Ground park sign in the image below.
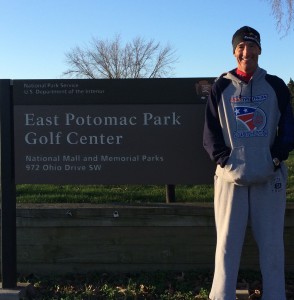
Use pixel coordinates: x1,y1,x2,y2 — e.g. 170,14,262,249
13,78,215,184
1,78,215,289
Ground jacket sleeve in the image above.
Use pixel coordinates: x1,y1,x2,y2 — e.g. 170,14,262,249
269,76,294,161
203,80,231,167
271,100,294,160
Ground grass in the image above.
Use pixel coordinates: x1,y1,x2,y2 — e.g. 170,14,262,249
19,270,294,299
20,271,212,300
16,184,214,204
16,153,294,204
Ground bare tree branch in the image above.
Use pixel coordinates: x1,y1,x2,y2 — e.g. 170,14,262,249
62,35,178,79
268,0,294,35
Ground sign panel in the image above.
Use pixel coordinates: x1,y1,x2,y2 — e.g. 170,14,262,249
13,79,215,184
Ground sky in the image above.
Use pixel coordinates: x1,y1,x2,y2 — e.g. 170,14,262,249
1,0,293,83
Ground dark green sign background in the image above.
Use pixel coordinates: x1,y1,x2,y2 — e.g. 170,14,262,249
13,79,215,184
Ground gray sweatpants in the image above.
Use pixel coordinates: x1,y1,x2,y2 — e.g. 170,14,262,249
209,165,287,300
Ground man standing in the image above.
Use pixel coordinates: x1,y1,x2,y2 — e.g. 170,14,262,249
203,26,294,299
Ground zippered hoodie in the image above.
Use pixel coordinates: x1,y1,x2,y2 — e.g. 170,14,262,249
203,67,294,186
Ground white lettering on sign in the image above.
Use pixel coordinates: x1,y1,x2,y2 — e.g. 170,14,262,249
143,112,181,126
22,110,182,146
66,132,123,145
24,132,62,144
25,113,60,126
65,113,137,126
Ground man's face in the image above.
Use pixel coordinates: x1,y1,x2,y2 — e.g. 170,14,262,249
234,41,261,74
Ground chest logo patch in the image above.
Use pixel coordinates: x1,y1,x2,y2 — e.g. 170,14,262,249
231,94,268,138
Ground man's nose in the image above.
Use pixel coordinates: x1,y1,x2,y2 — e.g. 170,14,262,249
243,45,252,55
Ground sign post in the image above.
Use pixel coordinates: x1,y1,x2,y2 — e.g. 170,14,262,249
0,80,17,288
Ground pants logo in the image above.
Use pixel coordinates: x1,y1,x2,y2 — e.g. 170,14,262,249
271,177,282,193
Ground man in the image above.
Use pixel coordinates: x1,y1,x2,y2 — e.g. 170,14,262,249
203,26,294,300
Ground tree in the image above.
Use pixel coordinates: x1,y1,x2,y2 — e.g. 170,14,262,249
268,0,294,34
63,35,178,79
